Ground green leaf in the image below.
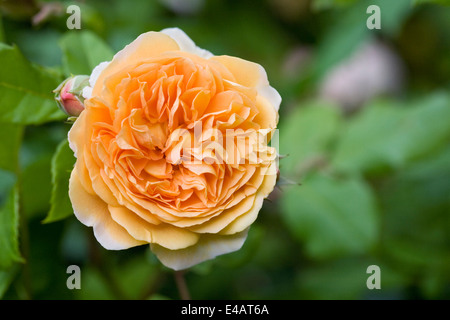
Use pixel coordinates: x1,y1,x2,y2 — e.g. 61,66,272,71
0,123,24,270
332,93,450,174
60,30,114,76
0,123,23,172
376,0,413,36
279,100,342,177
332,100,405,173
21,155,53,218
281,173,379,259
413,0,450,5
296,257,408,299
0,169,16,207
0,14,4,43
112,255,158,299
399,93,450,159
311,0,359,11
0,263,19,299
0,173,24,269
379,145,450,295
296,257,370,299
44,139,76,223
310,0,412,82
19,124,67,219
0,44,66,125
311,1,370,82
74,266,116,300
14,29,63,67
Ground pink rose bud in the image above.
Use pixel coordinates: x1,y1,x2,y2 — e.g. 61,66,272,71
54,75,90,117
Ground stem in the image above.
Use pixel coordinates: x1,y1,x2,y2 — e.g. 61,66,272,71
174,270,191,300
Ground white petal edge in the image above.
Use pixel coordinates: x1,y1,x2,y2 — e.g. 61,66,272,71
82,61,110,100
161,27,214,59
258,84,281,112
255,64,281,111
150,228,249,271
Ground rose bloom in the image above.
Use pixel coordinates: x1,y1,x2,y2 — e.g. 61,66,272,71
68,28,281,270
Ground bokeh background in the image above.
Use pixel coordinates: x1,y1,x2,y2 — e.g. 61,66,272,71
0,0,449,300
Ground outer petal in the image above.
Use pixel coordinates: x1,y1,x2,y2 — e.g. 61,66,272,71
187,195,257,234
218,194,264,235
258,84,282,112
220,163,277,235
253,95,279,130
69,170,145,249
67,109,87,158
211,55,264,87
211,55,281,111
92,32,181,96
161,27,213,59
108,205,200,250
151,229,249,271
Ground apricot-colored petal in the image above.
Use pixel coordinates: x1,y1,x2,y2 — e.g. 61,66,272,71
187,165,276,235
150,228,249,271
109,205,199,250
92,32,180,97
211,55,281,111
258,161,278,198
211,55,264,88
253,95,278,130
258,84,281,112
187,194,256,234
74,151,95,194
219,163,277,235
69,170,145,249
219,194,264,235
68,110,87,158
83,149,119,206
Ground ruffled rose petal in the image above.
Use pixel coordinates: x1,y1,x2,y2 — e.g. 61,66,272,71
69,170,145,249
150,228,249,271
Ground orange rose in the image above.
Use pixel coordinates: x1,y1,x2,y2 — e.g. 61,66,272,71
68,28,281,270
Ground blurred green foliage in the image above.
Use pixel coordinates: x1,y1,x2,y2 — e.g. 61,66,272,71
0,0,449,300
